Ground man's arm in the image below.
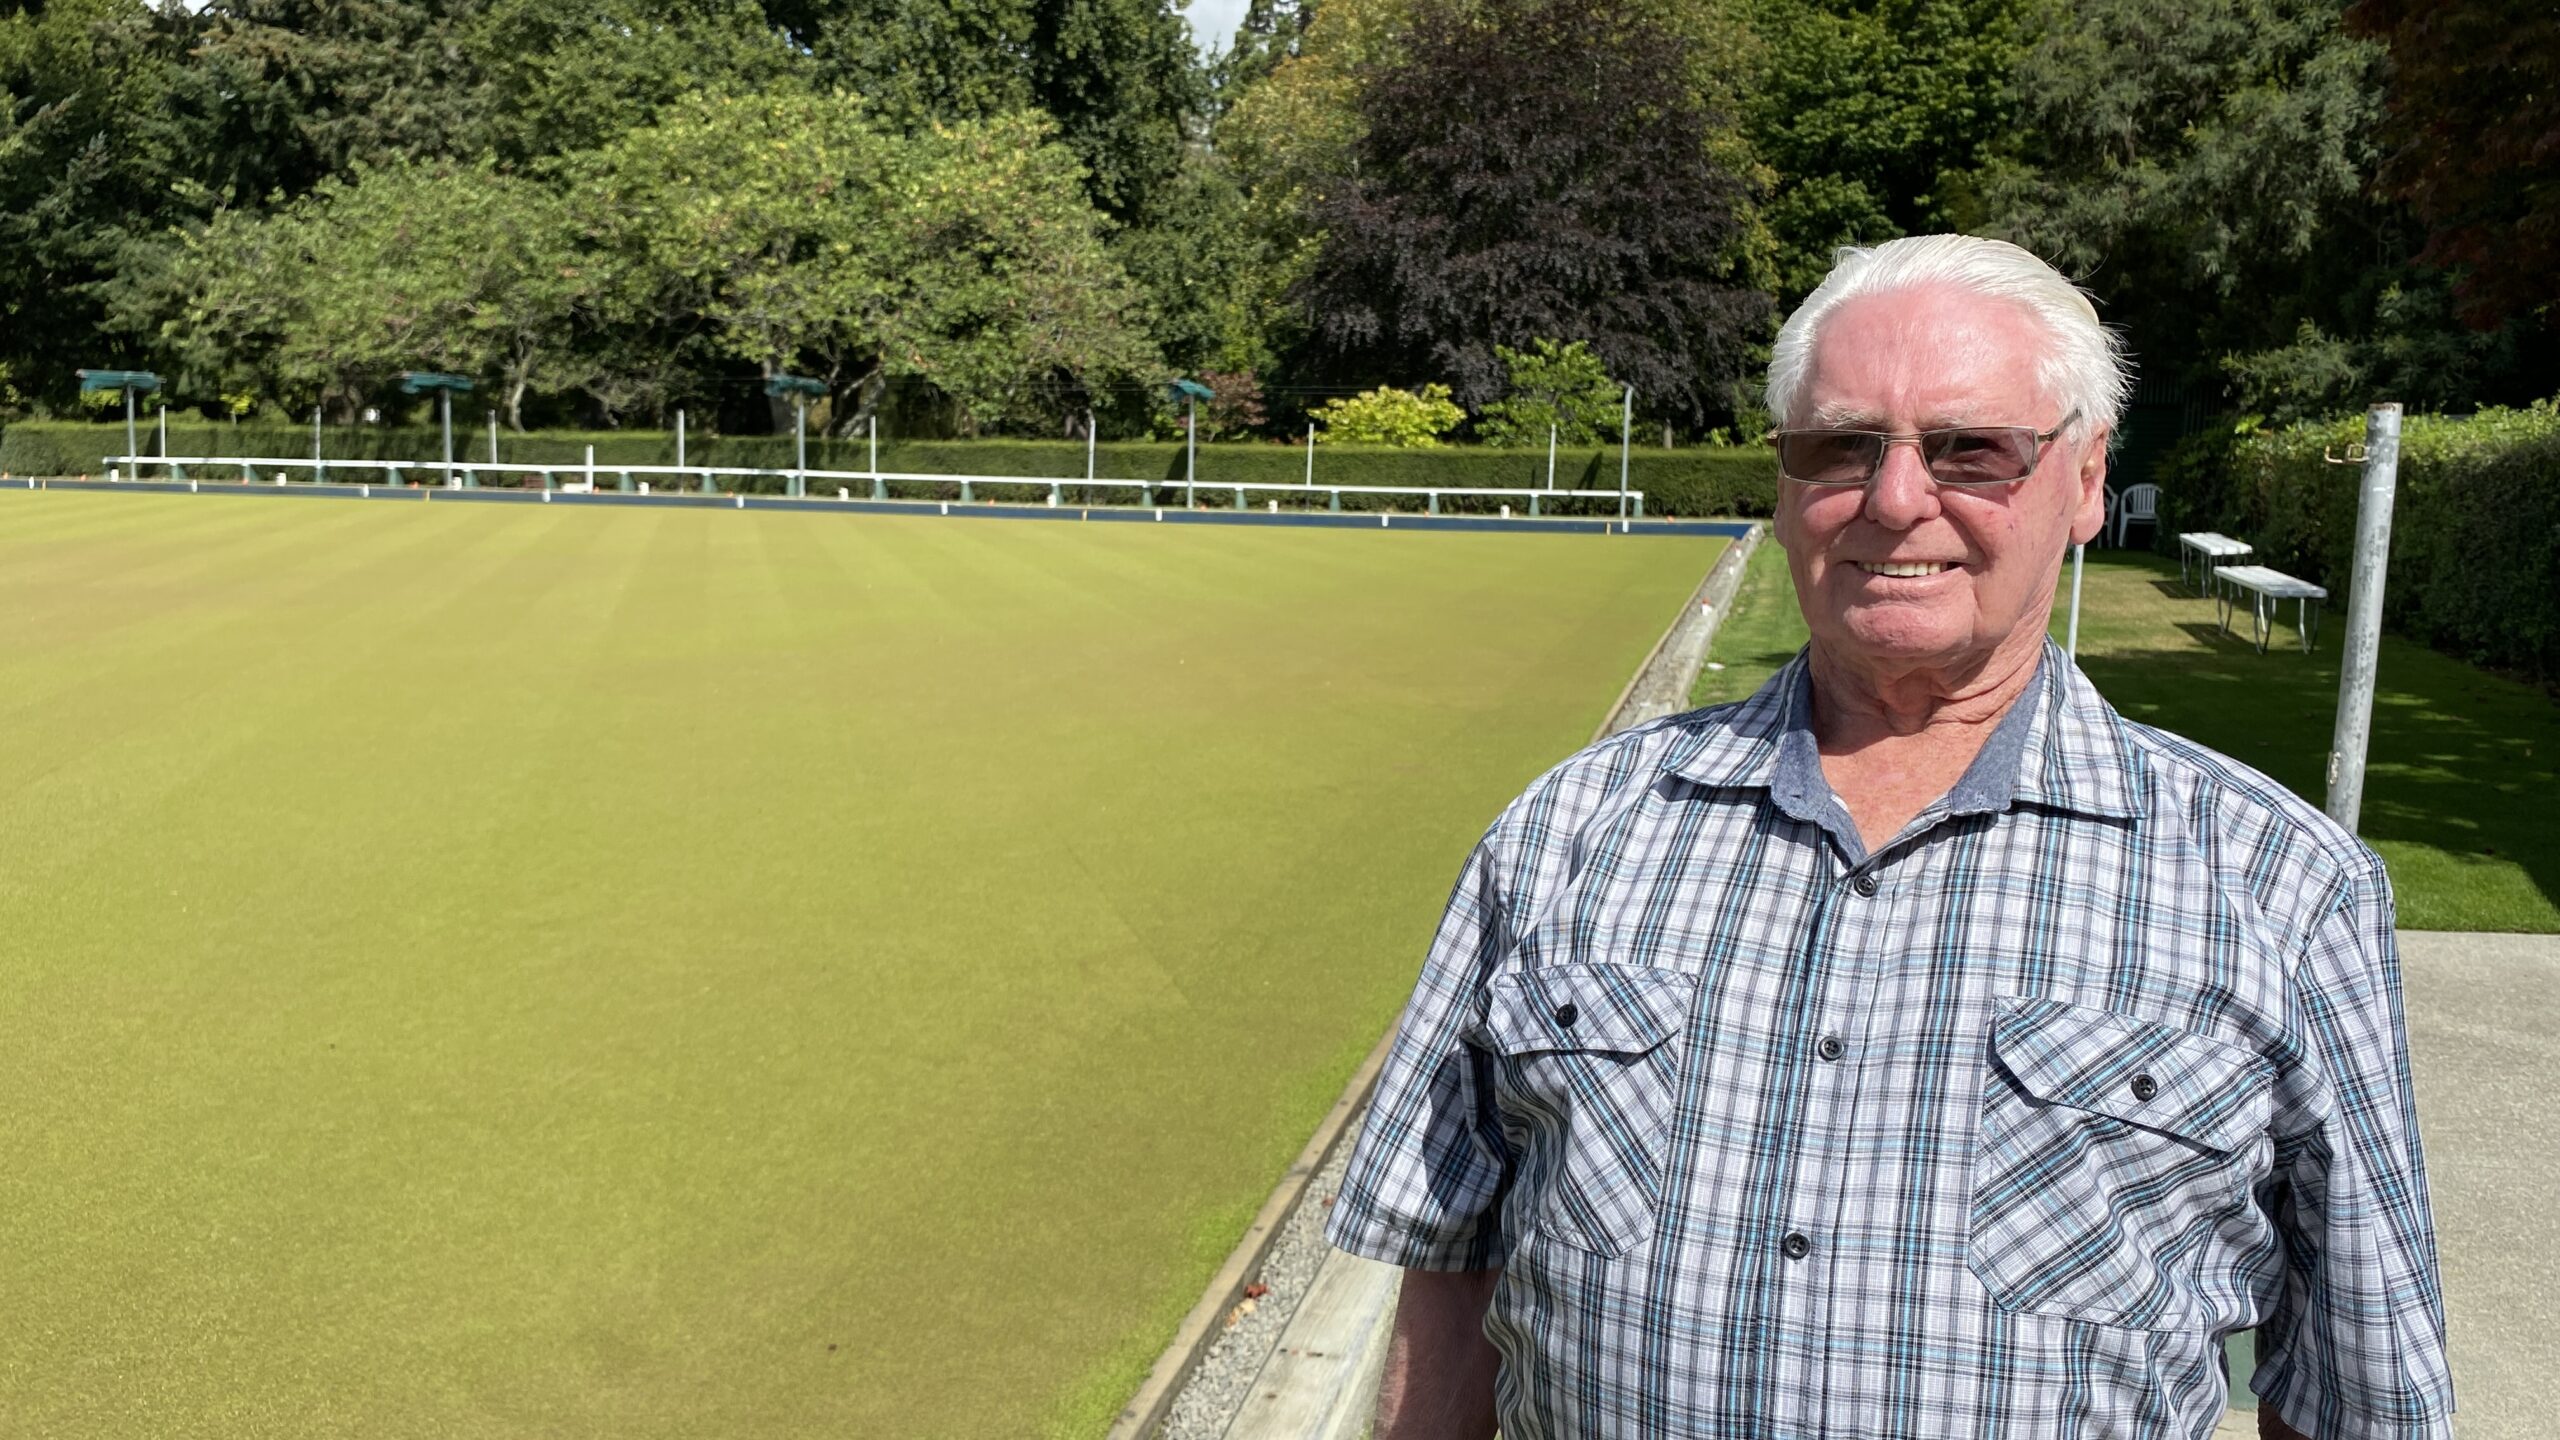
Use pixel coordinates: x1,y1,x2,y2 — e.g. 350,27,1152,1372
1374,1268,1501,1440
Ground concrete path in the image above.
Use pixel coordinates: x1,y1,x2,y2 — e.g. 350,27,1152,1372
2398,929,2560,1440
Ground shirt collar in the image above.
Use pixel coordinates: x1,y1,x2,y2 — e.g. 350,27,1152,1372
1662,639,2140,823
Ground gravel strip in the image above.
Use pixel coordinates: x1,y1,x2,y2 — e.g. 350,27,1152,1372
1157,1115,1367,1440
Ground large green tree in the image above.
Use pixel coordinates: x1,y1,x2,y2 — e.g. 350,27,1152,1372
471,0,808,166
143,161,586,425
809,0,1201,223
188,0,498,198
1744,0,2036,301
0,0,208,404
574,90,1159,434
1979,0,2560,416
1294,0,1768,425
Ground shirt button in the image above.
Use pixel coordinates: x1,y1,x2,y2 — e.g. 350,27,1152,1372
2130,1072,2158,1102
1852,874,1879,897
1554,1003,1579,1029
1816,1035,1844,1062
1781,1232,1811,1260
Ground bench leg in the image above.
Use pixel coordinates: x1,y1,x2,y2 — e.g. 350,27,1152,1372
2253,593,2273,654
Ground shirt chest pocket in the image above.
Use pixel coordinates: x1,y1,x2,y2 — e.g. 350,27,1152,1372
1968,995,2276,1331
1479,965,1695,1259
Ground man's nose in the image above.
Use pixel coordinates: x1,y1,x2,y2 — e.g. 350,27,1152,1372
1862,439,1942,529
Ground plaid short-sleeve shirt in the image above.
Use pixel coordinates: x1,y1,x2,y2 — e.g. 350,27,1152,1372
1327,643,2452,1439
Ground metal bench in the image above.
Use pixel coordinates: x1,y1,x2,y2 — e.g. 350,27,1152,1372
2214,564,2329,654
2177,531,2253,595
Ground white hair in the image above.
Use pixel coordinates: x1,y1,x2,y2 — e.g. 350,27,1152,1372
1763,234,2131,439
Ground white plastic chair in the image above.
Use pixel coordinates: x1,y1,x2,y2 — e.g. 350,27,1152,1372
2114,482,2159,547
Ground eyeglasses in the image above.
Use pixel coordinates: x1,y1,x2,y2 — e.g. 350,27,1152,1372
1769,410,2080,488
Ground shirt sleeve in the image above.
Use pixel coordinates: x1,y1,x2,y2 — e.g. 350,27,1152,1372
1324,835,1514,1271
2251,851,2455,1439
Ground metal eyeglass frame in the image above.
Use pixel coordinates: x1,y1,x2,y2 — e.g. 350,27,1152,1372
1768,408,2081,487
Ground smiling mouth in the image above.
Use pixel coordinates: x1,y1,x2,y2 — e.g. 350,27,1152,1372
1856,561,1957,577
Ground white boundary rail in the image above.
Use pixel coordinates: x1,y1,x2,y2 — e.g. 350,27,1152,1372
100,454,1649,521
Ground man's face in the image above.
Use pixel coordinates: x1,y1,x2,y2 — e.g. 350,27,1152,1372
1773,284,2108,683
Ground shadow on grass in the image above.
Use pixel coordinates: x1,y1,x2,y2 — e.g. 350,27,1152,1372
2075,635,2559,930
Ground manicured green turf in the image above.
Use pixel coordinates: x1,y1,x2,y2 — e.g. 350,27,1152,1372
0,491,1722,1437
1690,536,1807,708
1689,544,2559,932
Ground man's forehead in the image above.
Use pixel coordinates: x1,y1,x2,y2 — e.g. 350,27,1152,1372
1807,396,2006,428
1798,286,2052,423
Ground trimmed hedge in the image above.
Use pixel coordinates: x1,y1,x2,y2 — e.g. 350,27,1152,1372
2155,401,2560,681
0,421,1776,518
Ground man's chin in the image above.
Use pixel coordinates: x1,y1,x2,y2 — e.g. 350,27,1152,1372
1827,610,1977,669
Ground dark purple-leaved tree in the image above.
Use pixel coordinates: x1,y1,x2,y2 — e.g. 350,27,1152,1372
1294,0,1769,425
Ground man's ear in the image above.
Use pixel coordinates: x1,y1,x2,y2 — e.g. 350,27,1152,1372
2068,427,2111,547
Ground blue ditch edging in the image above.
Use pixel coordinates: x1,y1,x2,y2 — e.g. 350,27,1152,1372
12,476,1755,539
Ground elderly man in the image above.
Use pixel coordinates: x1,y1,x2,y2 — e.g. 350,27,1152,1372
1325,235,2451,1440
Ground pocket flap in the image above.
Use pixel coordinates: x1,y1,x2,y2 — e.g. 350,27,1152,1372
1483,965,1694,1057
1991,996,2274,1152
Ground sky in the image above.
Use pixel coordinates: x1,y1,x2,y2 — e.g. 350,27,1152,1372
1187,0,1251,55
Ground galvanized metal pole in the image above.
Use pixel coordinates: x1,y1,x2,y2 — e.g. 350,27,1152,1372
1186,394,1198,508
157,404,168,457
1547,423,1557,491
1305,422,1314,486
440,390,454,488
312,406,322,483
486,409,498,465
794,395,807,498
2066,543,2085,657
1086,409,1096,483
1618,386,1633,530
2325,403,2402,833
125,392,137,471
868,413,878,476
676,408,687,469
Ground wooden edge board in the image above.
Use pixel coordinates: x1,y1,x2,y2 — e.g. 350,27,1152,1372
1105,1027,1397,1440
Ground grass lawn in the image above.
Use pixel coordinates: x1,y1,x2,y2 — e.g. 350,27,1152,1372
1689,543,2558,932
0,490,1720,1437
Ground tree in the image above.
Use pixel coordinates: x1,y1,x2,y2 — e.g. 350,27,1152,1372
145,161,587,426
1293,0,1768,425
575,92,1158,434
0,0,207,408
1475,341,1621,448
894,112,1166,430
1976,0,2560,412
1111,157,1285,375
811,0,1202,223
469,0,808,167
1978,1,2388,384
2346,0,2560,330
189,0,499,198
1743,0,2037,301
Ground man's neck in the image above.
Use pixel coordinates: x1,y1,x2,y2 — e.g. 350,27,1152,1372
1803,635,2045,854
1806,635,2045,744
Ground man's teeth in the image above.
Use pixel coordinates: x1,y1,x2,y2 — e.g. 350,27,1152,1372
1858,561,1952,577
